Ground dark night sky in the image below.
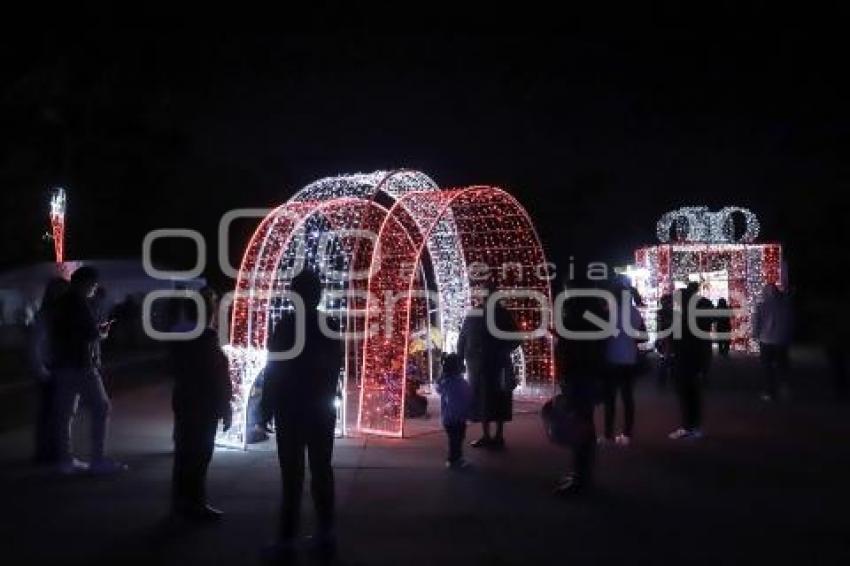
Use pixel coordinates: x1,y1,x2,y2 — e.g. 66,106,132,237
2,23,848,295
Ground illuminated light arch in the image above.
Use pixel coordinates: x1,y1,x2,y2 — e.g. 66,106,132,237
292,169,438,202
224,170,454,448
358,187,554,437
230,169,443,351
292,170,470,351
224,196,392,446
225,176,553,445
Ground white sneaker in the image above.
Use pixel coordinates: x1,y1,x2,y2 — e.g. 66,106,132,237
557,473,575,486
446,459,470,470
58,458,89,475
597,436,614,446
89,458,129,475
615,434,631,447
689,429,704,440
668,428,690,440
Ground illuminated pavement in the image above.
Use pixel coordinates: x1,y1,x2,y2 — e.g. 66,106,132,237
1,351,848,565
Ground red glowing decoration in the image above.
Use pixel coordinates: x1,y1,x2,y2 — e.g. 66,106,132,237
49,188,66,263
358,187,553,436
631,208,782,352
225,173,553,445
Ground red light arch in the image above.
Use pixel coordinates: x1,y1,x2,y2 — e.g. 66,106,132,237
358,187,553,436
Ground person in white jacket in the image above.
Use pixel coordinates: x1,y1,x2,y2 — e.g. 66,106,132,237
753,284,794,401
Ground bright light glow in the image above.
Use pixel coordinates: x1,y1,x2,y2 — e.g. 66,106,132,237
49,187,66,263
223,171,553,446
358,186,553,436
635,243,782,352
223,196,389,447
636,207,781,352
656,206,760,244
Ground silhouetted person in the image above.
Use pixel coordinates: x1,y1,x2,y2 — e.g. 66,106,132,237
88,286,109,370
553,290,605,496
601,280,646,446
29,277,69,464
714,298,732,357
437,353,472,469
457,282,519,450
754,284,794,401
669,283,713,440
169,287,232,521
655,293,674,389
50,266,125,474
263,270,342,561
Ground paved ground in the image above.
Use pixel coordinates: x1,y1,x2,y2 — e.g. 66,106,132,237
1,349,848,565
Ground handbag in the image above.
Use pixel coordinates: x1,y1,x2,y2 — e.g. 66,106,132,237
541,394,588,447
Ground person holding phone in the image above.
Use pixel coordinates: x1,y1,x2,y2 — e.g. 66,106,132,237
51,266,127,475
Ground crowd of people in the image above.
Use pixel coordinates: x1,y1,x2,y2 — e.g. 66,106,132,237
552,278,803,497
26,264,811,563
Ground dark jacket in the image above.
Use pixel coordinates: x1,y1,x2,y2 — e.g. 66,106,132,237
673,293,714,371
457,303,519,422
556,296,606,412
170,328,232,421
715,310,732,333
263,310,343,422
437,373,472,426
49,292,99,370
656,302,675,356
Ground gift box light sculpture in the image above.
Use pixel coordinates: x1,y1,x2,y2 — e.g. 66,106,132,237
631,206,781,352
222,170,553,446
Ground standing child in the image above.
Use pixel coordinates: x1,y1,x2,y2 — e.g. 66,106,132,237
437,354,472,469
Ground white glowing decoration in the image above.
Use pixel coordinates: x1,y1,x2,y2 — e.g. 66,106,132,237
635,206,781,353
291,169,470,352
356,186,552,435
50,188,66,217
49,187,67,263
220,171,552,447
221,170,460,447
656,206,760,244
292,169,437,202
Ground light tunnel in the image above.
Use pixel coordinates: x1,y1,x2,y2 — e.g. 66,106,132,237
221,170,553,447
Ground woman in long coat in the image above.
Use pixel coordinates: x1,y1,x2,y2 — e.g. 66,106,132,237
457,294,519,449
